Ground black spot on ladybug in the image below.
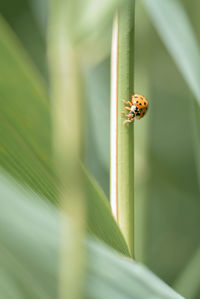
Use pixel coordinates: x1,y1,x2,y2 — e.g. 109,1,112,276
139,103,142,106
136,101,138,103
144,102,146,105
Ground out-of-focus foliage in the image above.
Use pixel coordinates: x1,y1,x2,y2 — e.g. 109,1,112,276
134,2,200,299
173,247,200,299
138,2,200,298
0,0,199,298
0,170,183,299
84,167,129,255
142,0,200,104
0,0,47,76
0,15,129,256
84,59,110,195
0,15,55,201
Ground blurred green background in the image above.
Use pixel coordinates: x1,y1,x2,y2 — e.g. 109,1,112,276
0,0,200,298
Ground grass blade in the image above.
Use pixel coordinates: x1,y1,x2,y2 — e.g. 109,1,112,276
84,167,130,256
142,0,200,104
173,247,200,299
0,170,184,299
111,1,135,257
0,14,129,257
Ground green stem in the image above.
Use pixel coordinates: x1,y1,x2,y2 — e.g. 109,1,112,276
111,2,135,258
48,1,85,298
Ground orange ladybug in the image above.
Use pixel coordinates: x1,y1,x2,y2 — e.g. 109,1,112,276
121,94,149,125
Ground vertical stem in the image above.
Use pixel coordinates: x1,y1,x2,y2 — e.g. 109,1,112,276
48,1,85,299
111,2,135,258
110,13,119,221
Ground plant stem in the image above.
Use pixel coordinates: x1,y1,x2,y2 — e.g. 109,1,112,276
48,1,85,298
111,2,135,258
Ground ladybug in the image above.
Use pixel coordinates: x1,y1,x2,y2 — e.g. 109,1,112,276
121,94,149,125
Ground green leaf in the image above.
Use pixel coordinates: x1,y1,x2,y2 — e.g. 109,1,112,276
0,170,58,299
0,16,129,256
0,171,184,299
142,0,200,104
139,2,200,296
84,167,130,256
87,240,184,299
0,15,57,203
173,247,200,299
48,0,126,66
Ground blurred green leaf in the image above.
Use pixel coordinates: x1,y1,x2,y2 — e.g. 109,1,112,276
0,170,184,299
84,59,110,195
0,170,58,299
0,15,129,256
142,0,200,104
0,15,57,202
142,0,200,196
173,247,200,299
1,0,47,77
84,167,130,256
131,3,200,294
48,0,127,65
29,0,48,33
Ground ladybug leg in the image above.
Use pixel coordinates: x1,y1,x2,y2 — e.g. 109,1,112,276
125,113,133,118
121,106,131,114
123,100,132,106
123,118,134,125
